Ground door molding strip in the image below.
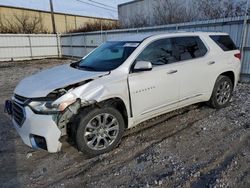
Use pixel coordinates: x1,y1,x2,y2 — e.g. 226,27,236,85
141,93,203,116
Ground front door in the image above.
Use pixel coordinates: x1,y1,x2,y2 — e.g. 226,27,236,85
128,38,180,120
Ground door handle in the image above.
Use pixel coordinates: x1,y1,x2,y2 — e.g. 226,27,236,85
208,61,215,65
167,70,178,74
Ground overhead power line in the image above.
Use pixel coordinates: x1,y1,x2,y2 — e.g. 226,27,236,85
88,0,116,9
75,0,117,12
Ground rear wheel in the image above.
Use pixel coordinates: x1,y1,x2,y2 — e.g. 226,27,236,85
207,75,233,109
75,107,125,156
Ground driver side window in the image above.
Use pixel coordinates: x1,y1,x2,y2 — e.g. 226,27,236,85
136,38,178,66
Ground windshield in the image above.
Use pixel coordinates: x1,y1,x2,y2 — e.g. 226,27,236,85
73,41,139,72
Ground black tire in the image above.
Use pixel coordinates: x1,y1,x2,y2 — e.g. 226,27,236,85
207,75,233,109
75,106,125,156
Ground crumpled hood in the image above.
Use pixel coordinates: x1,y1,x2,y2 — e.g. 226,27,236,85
14,64,109,98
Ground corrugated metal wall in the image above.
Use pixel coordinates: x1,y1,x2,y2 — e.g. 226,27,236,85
61,16,250,79
0,34,60,61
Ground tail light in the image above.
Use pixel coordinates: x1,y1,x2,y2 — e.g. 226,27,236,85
234,53,241,60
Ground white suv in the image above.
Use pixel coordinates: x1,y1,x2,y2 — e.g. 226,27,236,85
5,32,241,156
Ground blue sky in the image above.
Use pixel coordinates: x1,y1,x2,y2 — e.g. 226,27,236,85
0,0,131,19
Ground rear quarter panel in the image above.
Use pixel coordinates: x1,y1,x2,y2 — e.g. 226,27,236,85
203,34,241,99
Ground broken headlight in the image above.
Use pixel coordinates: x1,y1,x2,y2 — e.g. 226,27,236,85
29,99,76,114
29,101,59,114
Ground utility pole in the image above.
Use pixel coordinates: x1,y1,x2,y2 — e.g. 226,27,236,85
49,0,56,34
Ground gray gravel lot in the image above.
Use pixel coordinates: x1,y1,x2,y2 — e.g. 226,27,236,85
0,58,249,188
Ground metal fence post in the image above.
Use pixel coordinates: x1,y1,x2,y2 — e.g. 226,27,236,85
28,35,33,59
70,34,73,58
84,34,87,56
176,25,179,31
241,1,249,50
239,16,249,81
105,31,108,41
101,30,103,42
56,33,62,58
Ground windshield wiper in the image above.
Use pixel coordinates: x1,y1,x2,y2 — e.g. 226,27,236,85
71,61,97,71
78,65,97,71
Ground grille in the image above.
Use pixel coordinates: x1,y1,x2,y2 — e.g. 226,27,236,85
12,102,25,127
14,94,28,104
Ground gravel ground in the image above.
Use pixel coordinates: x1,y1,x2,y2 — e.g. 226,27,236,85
0,58,249,188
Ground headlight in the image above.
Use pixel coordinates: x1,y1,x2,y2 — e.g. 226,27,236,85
29,99,76,114
29,101,59,114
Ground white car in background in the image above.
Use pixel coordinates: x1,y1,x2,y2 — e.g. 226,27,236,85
5,32,241,156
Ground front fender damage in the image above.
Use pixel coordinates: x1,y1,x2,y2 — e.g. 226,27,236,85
52,84,110,140
53,99,97,136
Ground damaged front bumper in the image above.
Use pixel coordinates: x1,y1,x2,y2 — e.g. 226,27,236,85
6,95,84,153
12,106,62,153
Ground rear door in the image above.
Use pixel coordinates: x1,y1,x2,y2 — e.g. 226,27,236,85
172,36,211,103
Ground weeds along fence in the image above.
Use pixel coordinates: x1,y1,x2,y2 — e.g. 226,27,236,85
61,16,250,80
0,34,61,61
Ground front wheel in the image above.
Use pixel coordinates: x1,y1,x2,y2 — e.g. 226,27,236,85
75,107,125,156
207,75,233,109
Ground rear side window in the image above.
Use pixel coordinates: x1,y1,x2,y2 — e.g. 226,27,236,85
172,36,208,61
210,35,237,51
136,36,207,66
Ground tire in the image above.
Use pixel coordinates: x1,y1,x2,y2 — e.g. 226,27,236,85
75,106,125,156
207,75,233,109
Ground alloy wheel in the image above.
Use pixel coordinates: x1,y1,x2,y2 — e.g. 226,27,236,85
216,80,231,105
84,113,119,150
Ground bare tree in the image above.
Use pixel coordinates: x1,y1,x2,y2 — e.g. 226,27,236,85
0,13,48,34
153,0,185,25
197,0,249,19
68,20,119,33
183,0,201,22
119,0,250,28
118,7,151,28
125,11,150,28
120,0,189,28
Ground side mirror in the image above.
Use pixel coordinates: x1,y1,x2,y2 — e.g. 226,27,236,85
133,61,153,72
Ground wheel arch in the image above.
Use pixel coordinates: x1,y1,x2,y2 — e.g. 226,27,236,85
90,97,129,129
207,71,235,109
207,70,236,101
219,71,235,87
81,97,129,128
